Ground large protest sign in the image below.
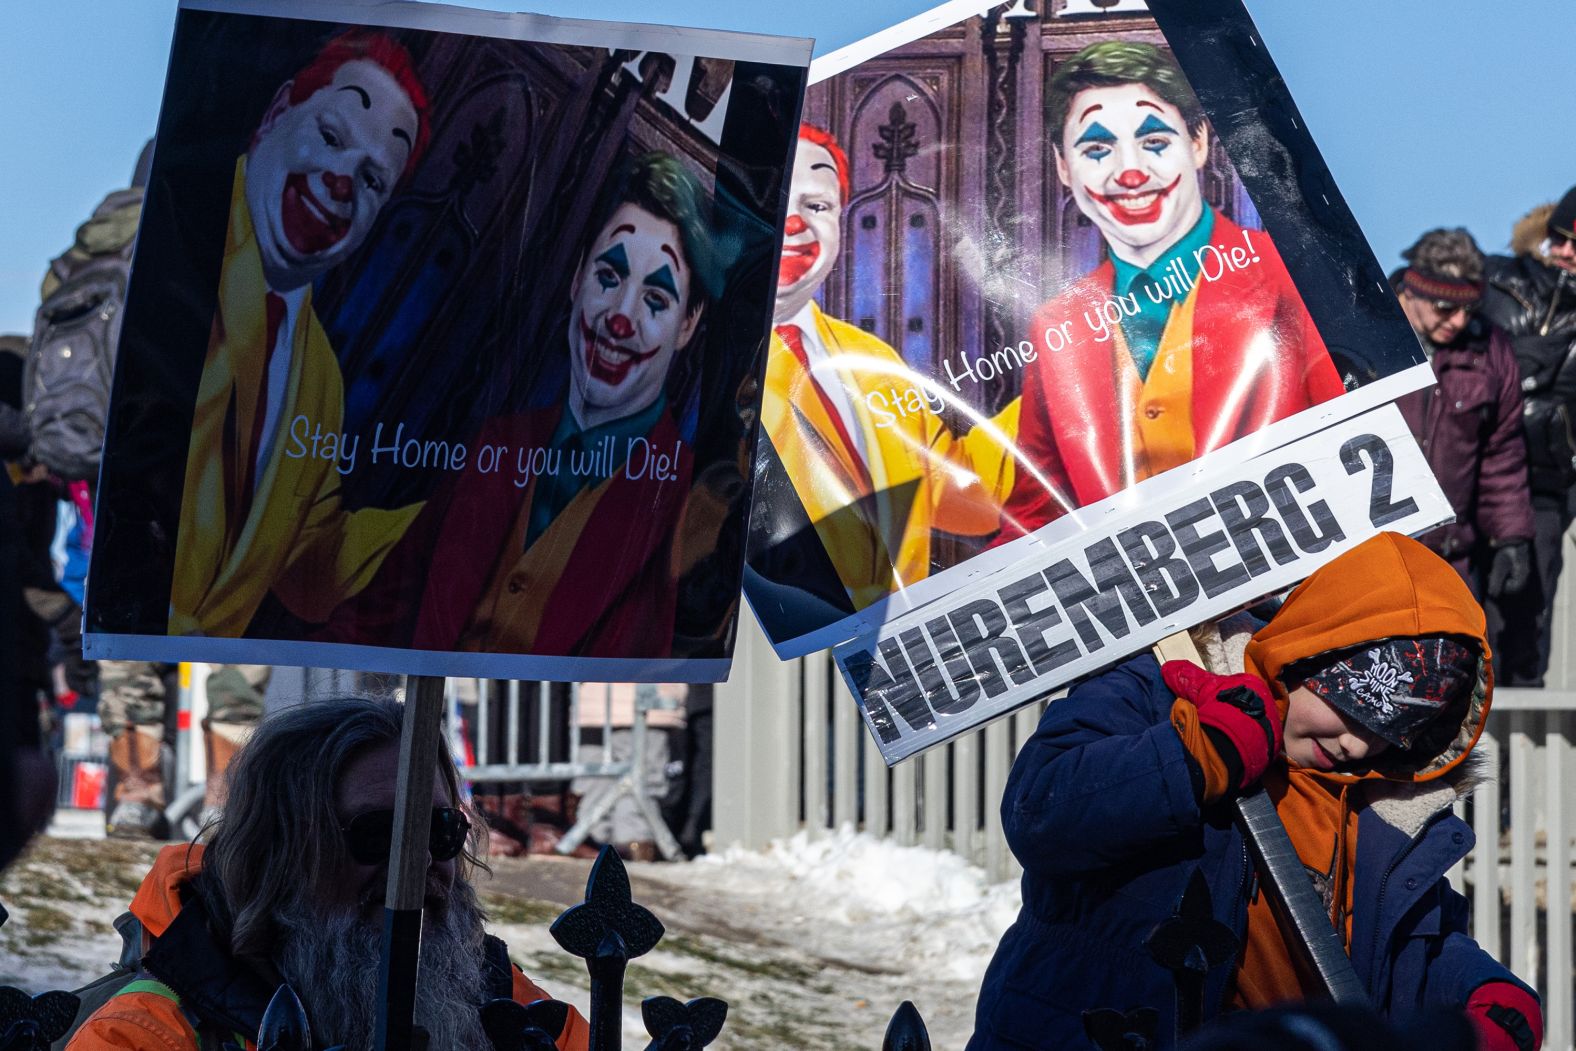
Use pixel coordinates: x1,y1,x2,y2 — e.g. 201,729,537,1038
83,0,810,682
834,405,1453,763
743,0,1435,659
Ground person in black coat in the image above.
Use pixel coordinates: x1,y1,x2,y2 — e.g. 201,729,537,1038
0,334,53,871
1481,186,1576,685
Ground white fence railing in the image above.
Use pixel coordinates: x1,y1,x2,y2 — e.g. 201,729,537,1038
715,528,1576,1048
1452,692,1576,1050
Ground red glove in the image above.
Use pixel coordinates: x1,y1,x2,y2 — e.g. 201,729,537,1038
1162,661,1282,793
1467,981,1542,1051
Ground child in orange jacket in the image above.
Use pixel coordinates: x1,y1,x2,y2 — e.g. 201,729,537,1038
970,532,1541,1050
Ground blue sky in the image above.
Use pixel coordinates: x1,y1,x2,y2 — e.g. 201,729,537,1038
1,0,1571,336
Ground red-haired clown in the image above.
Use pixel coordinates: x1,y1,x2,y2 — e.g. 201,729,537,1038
761,123,1020,612
170,30,431,638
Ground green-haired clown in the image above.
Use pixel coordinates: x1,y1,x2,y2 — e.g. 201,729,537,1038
568,151,718,432
1047,40,1210,269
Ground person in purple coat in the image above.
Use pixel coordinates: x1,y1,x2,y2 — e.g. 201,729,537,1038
1392,228,1535,598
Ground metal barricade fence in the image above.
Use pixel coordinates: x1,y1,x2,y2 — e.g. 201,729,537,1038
444,679,683,859
49,667,686,858
52,664,204,824
53,711,110,810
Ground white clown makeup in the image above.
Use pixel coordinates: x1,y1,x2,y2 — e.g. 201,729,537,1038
774,141,843,324
246,58,418,292
1054,82,1209,269
567,202,702,430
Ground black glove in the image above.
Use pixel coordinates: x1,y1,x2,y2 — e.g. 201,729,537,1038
1487,540,1533,598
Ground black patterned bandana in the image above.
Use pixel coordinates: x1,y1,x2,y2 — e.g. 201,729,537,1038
1298,636,1477,750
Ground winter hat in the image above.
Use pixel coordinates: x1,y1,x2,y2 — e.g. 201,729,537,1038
1293,635,1477,750
1549,185,1576,241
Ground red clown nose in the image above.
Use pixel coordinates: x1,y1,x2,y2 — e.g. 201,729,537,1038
606,314,634,340
323,171,354,202
784,214,808,236
1116,169,1148,190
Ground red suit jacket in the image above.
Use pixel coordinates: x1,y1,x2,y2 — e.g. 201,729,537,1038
997,213,1344,542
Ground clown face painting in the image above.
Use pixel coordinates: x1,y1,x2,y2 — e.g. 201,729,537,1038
245,57,418,291
774,139,844,323
567,202,704,430
1054,81,1209,269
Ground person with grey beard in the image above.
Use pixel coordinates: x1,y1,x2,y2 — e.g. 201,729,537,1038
65,696,589,1051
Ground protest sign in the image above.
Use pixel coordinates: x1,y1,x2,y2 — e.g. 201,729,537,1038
743,0,1435,659
833,404,1453,764
83,0,810,682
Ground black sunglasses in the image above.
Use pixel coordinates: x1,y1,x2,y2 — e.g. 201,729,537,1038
1427,297,1479,317
1408,289,1479,317
340,806,471,866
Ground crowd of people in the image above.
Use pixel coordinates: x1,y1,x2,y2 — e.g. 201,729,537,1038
1392,191,1576,688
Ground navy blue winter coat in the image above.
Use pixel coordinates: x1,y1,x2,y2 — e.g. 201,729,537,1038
966,655,1526,1050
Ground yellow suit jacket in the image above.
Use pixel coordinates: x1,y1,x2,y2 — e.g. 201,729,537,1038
763,304,1020,610
168,158,421,637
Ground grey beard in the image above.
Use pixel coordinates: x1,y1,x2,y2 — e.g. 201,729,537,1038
274,879,491,1051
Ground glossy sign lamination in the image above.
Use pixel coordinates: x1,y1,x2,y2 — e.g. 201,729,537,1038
744,0,1433,661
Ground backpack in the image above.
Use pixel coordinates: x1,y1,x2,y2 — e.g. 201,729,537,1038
52,911,143,1050
25,187,143,482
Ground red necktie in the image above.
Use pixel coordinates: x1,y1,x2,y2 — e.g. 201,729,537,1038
776,323,870,487
240,292,287,516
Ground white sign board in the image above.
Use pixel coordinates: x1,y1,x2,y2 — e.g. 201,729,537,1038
834,404,1453,764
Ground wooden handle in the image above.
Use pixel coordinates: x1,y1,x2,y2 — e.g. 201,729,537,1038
375,674,449,1051
387,675,447,910
1152,629,1205,666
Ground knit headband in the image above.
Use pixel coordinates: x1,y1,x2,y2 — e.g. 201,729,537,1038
1401,268,1483,305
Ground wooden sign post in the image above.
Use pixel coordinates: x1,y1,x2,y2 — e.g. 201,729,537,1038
374,674,449,1051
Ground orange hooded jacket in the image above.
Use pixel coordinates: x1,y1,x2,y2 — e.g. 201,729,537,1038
1227,532,1493,1007
66,843,590,1051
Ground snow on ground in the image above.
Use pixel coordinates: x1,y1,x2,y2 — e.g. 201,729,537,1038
489,826,1020,1049
1,825,1020,1050
693,825,1020,983
0,834,161,991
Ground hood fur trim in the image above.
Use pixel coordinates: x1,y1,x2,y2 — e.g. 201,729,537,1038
1195,612,1258,675
1362,749,1492,838
1512,203,1557,260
